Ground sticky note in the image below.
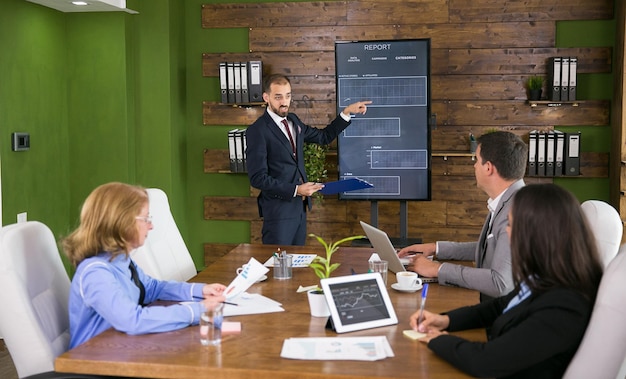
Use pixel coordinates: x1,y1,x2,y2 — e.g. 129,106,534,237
222,321,241,333
403,329,426,340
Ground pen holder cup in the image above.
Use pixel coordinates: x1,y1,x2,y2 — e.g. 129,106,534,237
273,254,293,280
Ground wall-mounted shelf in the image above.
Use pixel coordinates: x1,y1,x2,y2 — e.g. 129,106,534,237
528,100,581,107
432,151,476,161
219,102,266,108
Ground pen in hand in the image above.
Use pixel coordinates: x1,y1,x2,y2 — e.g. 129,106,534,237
417,283,429,327
193,296,238,306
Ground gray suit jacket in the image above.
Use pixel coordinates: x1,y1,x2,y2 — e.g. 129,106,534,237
437,179,525,299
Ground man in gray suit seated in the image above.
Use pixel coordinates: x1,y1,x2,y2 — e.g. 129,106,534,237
399,131,527,302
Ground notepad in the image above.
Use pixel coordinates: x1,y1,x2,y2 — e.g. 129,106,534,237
263,254,316,268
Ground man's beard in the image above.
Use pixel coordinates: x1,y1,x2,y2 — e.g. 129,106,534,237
271,104,289,117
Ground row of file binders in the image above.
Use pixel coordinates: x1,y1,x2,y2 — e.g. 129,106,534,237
528,130,580,177
219,61,263,104
548,57,577,102
228,129,247,173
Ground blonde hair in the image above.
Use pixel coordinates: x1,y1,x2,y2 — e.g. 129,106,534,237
62,182,148,267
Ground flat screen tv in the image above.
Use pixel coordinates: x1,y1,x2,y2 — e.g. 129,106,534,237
335,39,431,201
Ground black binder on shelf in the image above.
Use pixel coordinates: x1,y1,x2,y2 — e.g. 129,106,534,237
545,131,555,177
564,132,581,176
569,57,577,101
560,57,570,101
235,129,245,172
234,62,242,103
240,62,249,103
537,132,546,176
227,62,236,103
219,62,228,104
248,61,263,102
549,57,561,102
228,129,238,172
527,130,538,176
554,130,565,177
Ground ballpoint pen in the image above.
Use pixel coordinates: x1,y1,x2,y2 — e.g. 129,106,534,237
193,296,238,306
417,283,429,327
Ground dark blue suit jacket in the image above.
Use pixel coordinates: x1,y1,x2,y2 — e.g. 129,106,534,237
429,287,592,379
246,111,350,223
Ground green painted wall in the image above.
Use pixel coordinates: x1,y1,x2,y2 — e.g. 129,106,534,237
0,0,618,275
554,19,616,202
0,0,187,273
0,0,70,258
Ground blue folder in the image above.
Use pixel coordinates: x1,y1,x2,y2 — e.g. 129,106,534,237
318,178,373,195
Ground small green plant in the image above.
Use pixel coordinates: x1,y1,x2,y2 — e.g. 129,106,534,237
308,233,366,281
527,76,543,90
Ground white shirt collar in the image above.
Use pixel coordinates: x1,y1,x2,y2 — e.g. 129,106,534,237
267,108,287,126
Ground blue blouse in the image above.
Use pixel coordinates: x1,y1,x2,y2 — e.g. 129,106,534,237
68,252,205,349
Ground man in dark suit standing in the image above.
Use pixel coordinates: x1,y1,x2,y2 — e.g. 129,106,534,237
246,74,371,245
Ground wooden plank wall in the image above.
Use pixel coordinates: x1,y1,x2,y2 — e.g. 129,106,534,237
201,0,613,265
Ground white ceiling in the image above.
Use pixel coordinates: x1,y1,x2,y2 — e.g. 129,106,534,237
26,0,138,14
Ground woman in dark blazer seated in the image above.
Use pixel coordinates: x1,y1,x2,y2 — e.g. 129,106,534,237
410,183,604,379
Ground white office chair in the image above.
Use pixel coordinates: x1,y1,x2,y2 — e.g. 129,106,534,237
0,221,70,378
131,188,197,281
563,250,626,379
581,200,622,268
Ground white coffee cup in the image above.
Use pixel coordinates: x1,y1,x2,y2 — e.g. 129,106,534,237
396,271,422,289
236,264,249,275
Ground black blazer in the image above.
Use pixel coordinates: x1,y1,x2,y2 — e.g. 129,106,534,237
428,287,593,379
246,111,350,221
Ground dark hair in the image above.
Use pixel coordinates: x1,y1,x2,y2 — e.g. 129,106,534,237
477,131,528,180
510,183,603,302
263,74,290,94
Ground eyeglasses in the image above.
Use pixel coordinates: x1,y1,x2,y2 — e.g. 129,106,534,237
135,215,153,224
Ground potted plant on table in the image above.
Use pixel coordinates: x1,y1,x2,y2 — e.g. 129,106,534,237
306,233,365,317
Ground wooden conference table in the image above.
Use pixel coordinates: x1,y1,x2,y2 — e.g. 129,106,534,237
55,244,485,379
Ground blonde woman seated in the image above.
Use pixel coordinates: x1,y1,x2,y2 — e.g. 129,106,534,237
63,182,226,348
410,184,603,378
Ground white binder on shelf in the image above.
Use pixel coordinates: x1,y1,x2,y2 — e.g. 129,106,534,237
234,62,242,104
241,62,249,103
227,62,236,103
219,62,228,104
235,129,245,172
560,57,569,101
242,129,248,172
528,130,538,176
554,130,565,176
569,57,577,101
550,57,561,102
537,132,546,176
228,129,239,172
546,131,555,177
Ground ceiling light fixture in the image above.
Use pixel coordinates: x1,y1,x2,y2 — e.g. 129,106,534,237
26,0,138,14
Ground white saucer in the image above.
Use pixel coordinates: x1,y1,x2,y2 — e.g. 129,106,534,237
255,275,268,283
391,283,423,293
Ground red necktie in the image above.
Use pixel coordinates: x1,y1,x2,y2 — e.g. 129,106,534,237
281,119,296,155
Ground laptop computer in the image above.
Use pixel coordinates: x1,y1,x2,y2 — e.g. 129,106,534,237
360,221,438,283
